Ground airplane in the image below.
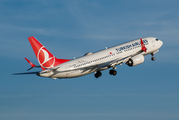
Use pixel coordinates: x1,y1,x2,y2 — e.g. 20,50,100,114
13,36,163,79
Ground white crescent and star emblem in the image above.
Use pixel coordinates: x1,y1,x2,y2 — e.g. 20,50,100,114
37,46,55,68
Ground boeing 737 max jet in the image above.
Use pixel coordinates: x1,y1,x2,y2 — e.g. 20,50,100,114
13,36,163,79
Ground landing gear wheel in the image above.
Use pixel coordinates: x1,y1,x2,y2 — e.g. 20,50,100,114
109,69,117,76
151,53,156,61
94,71,102,78
151,57,155,61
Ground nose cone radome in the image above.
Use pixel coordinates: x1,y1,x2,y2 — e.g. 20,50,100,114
160,40,163,47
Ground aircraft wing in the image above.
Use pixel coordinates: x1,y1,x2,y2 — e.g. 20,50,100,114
57,65,98,74
107,38,147,68
109,50,144,67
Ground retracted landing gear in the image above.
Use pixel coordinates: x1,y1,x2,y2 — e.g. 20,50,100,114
151,53,156,61
109,69,117,76
94,71,102,78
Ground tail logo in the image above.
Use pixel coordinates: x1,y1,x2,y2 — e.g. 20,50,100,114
37,46,55,68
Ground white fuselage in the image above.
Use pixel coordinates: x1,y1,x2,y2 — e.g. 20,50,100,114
38,37,163,79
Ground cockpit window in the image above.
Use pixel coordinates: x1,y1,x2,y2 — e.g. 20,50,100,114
155,39,158,41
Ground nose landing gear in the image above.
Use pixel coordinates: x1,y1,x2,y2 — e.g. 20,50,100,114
151,57,155,61
151,53,156,61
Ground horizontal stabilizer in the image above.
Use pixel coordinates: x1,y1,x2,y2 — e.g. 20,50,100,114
12,71,40,75
25,57,41,71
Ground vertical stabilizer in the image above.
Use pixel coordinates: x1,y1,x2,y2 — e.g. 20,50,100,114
28,36,70,70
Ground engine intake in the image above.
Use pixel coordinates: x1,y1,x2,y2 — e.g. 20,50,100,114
126,54,144,67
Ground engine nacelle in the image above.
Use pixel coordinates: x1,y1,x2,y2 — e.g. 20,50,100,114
126,54,144,67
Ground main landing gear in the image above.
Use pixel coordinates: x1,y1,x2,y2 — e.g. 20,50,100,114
109,69,117,76
94,69,117,78
94,71,102,78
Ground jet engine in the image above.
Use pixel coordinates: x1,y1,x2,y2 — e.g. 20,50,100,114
126,54,144,67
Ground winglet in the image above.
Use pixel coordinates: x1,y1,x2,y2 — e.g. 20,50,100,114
140,38,147,52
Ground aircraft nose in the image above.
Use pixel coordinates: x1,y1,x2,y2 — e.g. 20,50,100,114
160,40,163,46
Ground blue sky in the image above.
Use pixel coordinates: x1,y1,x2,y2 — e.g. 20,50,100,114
0,0,179,120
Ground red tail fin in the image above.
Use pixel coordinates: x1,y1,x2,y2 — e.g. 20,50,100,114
140,38,147,52
28,36,70,70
